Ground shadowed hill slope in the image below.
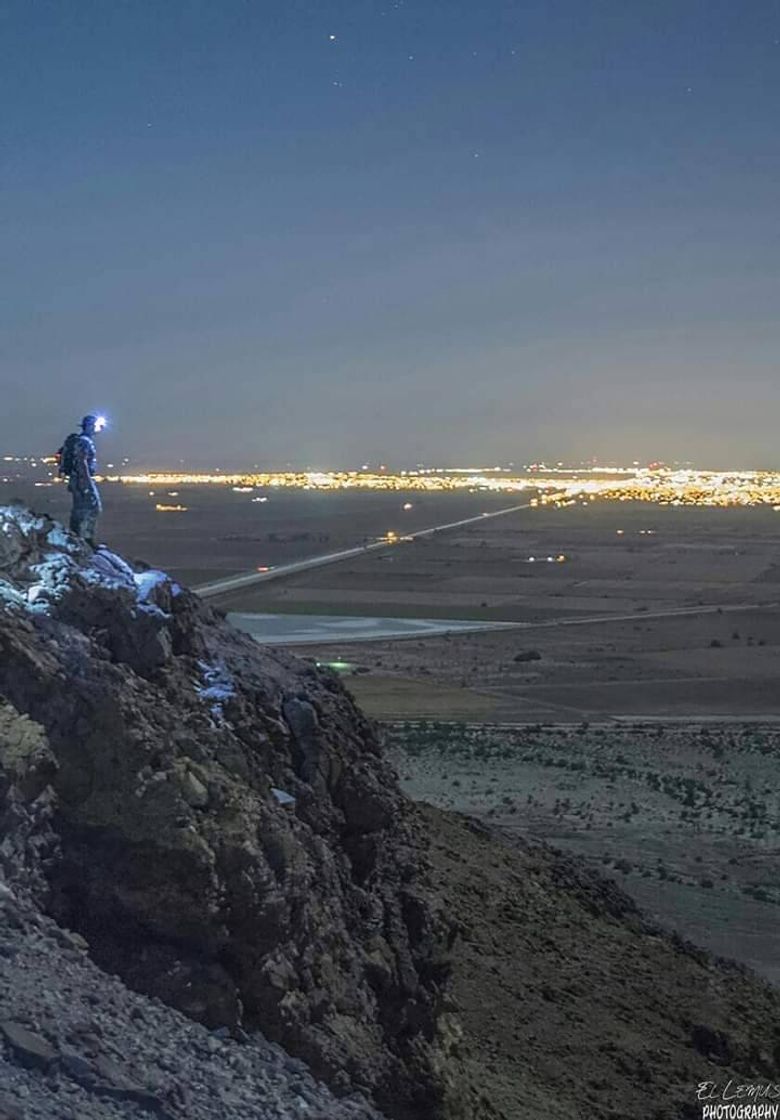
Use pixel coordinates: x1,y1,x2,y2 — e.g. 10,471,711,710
2,504,780,1120
419,806,780,1119
0,505,465,1120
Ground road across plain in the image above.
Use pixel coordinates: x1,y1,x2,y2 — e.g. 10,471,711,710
517,600,780,629
193,495,780,648
194,500,780,628
195,498,537,600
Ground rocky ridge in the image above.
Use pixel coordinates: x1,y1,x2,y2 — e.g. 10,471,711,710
0,505,463,1120
0,863,381,1120
5,503,780,1120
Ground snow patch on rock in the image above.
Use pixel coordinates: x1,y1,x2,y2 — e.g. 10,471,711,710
271,787,296,808
0,508,179,627
134,569,170,604
196,660,235,721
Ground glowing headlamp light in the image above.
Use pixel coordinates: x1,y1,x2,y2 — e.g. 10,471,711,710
94,415,108,432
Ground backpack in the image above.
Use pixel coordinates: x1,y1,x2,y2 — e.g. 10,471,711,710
57,433,80,477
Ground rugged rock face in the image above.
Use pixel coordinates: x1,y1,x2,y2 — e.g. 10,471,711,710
0,871,385,1120
0,506,460,1120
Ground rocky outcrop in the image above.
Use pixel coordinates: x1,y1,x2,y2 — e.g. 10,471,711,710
0,702,58,903
0,506,461,1120
0,876,384,1120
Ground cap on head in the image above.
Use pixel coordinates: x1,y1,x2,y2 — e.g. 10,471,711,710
81,414,106,433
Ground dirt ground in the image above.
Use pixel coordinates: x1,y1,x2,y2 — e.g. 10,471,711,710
246,501,780,720
226,499,780,1020
419,803,780,1120
389,721,780,989
18,481,778,720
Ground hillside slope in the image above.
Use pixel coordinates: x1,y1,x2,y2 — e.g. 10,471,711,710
0,505,464,1120
419,805,780,1120
1,504,779,1120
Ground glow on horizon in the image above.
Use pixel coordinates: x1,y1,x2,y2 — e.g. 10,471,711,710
34,465,780,508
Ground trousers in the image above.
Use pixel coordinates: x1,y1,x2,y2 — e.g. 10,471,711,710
69,483,102,543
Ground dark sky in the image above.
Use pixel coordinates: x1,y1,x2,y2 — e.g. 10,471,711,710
2,1,778,468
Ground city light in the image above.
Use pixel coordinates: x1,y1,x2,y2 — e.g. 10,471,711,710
11,457,780,509
77,466,780,508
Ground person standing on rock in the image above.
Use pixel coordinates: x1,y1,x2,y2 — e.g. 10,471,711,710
58,414,105,547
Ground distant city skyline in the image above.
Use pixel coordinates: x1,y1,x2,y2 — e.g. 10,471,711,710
8,459,780,512
2,1,778,466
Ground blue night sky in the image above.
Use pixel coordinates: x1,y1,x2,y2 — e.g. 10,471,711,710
1,1,778,468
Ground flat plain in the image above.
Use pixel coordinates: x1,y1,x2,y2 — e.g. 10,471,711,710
5,479,778,987
212,499,780,721
207,495,780,983
386,721,780,986
1,479,519,585
9,482,780,720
